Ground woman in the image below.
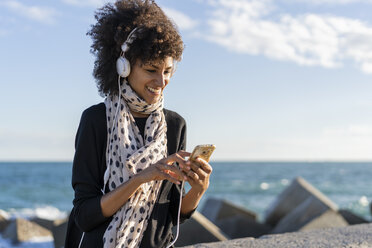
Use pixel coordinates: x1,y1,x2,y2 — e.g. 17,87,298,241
64,1,212,247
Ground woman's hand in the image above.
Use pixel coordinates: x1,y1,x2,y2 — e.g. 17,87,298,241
181,157,213,193
101,151,190,217
179,157,212,215
137,151,190,185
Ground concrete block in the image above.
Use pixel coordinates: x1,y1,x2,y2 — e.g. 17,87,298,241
272,196,345,234
30,216,68,230
30,217,55,231
29,217,68,248
175,211,228,247
299,210,348,231
2,218,52,243
0,209,11,233
338,209,369,225
215,215,271,239
201,198,256,223
52,219,68,248
265,177,338,227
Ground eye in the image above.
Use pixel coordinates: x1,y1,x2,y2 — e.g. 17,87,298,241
146,69,156,73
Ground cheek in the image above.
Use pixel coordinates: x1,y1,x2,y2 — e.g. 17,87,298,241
129,77,146,92
128,81,139,92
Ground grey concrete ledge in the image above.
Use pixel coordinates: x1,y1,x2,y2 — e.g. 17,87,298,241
180,223,372,248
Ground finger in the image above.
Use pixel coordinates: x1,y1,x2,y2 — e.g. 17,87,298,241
186,170,199,181
165,170,188,181
158,170,181,185
157,162,187,181
195,157,213,174
162,167,186,181
177,163,189,175
164,153,191,171
164,152,188,166
178,150,191,158
188,161,207,179
166,151,191,163
155,165,183,184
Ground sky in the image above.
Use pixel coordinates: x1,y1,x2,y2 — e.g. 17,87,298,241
1,0,372,162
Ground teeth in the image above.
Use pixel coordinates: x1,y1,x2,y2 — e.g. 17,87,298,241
147,86,161,93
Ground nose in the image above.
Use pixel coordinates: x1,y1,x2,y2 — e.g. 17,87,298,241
154,72,167,87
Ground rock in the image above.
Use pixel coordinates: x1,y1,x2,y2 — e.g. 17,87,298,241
180,223,372,248
0,209,11,233
201,198,257,223
30,216,69,229
338,209,369,225
2,218,52,243
215,215,271,238
52,219,68,248
29,217,68,248
200,198,269,239
299,210,348,231
265,177,338,227
271,195,345,234
175,211,228,247
30,217,55,231
30,217,68,248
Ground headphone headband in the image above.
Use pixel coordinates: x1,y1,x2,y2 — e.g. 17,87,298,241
121,27,139,52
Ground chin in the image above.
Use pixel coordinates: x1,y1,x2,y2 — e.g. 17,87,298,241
146,97,160,105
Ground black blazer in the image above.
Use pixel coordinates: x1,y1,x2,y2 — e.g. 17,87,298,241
65,103,192,248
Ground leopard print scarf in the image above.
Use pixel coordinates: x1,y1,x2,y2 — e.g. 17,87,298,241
103,80,167,248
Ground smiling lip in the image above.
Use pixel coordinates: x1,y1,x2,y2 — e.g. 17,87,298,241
147,86,161,94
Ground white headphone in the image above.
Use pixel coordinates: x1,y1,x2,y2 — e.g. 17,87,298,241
116,27,139,78
107,28,140,192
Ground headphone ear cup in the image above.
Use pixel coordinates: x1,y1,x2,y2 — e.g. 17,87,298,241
116,56,131,78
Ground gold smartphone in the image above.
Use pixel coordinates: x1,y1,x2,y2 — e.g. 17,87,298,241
189,144,216,162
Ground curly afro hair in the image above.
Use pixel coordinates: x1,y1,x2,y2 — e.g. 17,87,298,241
87,0,184,96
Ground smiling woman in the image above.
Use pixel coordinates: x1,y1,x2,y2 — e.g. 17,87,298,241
87,0,183,97
64,1,213,248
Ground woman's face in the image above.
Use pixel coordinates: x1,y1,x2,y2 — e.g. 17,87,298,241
127,57,173,105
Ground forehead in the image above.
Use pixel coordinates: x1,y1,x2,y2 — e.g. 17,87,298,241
141,57,173,68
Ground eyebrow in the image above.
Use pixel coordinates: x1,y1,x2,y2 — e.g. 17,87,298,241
147,64,173,70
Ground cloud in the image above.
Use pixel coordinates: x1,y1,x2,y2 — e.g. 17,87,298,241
247,124,372,160
202,0,372,74
61,0,111,7
61,1,199,31
215,130,372,161
162,7,199,30
2,0,58,24
62,1,198,30
286,0,372,5
323,125,372,136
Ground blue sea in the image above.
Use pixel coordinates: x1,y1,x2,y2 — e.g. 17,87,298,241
1,161,372,247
